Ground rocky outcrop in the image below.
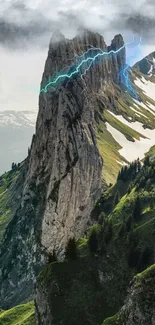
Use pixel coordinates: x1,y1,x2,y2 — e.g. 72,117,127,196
118,264,155,325
102,264,155,325
34,259,108,325
0,29,126,308
134,51,155,75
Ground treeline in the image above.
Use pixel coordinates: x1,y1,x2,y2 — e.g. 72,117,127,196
118,156,155,191
46,218,114,264
134,156,155,190
11,162,20,171
117,190,154,272
117,158,141,182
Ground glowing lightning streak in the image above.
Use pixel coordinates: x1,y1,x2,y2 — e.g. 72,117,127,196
121,37,142,99
41,46,124,93
40,37,135,94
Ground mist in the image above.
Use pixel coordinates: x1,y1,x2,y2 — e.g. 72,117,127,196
0,0,155,112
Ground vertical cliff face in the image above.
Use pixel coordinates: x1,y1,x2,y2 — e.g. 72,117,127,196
0,30,126,308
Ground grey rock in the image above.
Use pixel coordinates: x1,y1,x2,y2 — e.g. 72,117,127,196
0,29,126,308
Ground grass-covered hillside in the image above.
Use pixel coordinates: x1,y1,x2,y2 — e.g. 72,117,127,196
0,301,35,325
35,155,155,325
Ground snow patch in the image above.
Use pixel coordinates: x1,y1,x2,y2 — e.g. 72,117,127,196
116,160,126,166
134,77,155,101
108,111,148,136
130,106,148,118
146,101,155,112
106,115,155,162
0,110,37,127
133,99,155,116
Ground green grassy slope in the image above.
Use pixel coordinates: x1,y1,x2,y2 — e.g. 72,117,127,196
0,302,35,325
95,119,127,184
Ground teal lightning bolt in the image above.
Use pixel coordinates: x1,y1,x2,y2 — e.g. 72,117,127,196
40,38,135,94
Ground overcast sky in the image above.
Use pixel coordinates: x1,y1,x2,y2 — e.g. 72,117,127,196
0,0,155,112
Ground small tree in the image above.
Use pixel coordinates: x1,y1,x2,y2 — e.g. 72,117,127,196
11,162,15,170
118,222,125,237
125,216,132,232
98,212,106,225
144,156,150,167
137,246,152,272
133,196,142,221
48,250,57,263
128,242,140,268
150,198,154,210
88,228,98,255
65,237,77,260
105,220,113,244
113,191,120,207
137,158,141,173
11,162,17,171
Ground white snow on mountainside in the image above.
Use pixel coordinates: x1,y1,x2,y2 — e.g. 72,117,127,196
0,110,37,175
105,71,155,165
134,77,155,101
0,111,37,128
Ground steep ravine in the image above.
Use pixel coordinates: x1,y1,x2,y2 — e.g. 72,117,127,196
0,30,126,308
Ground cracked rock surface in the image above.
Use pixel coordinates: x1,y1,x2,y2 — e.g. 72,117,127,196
0,29,125,308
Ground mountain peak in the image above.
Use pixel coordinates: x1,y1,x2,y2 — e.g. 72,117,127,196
43,29,126,94
134,50,155,75
50,29,66,44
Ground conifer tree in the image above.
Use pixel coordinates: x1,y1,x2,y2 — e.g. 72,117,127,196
65,237,77,260
88,228,98,255
133,196,142,221
48,250,57,263
113,190,120,207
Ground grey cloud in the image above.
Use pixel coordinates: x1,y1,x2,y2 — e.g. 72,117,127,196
0,0,155,49
126,14,155,34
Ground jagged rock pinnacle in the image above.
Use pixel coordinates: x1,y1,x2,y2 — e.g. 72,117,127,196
0,29,126,308
49,30,66,48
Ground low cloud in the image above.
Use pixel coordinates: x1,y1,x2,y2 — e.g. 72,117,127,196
0,0,155,49
0,0,154,114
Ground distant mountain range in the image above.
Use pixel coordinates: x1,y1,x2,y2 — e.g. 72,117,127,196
0,110,37,174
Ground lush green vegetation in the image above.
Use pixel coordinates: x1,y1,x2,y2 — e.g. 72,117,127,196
0,302,35,325
38,155,155,325
102,314,119,325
